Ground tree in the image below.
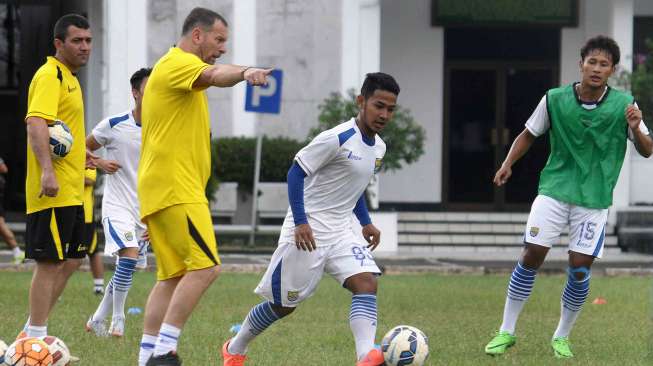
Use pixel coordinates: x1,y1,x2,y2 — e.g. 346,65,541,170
308,89,426,173
631,39,653,130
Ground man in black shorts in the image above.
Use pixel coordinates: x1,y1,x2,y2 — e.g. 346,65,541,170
21,14,93,338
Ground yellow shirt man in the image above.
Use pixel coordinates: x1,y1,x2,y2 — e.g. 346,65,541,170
25,56,85,214
139,47,219,280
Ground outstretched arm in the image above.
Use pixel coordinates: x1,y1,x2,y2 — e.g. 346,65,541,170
493,128,537,186
193,65,272,89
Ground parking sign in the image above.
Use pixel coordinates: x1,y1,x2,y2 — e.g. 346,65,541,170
245,69,283,114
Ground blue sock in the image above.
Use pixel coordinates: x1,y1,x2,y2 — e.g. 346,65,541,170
554,267,590,338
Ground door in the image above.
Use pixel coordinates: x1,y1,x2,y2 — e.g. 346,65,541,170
444,62,555,209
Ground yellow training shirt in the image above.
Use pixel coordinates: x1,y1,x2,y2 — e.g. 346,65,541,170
138,47,212,219
83,168,96,223
25,56,85,214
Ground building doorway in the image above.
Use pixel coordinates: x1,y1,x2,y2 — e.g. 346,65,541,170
443,28,560,210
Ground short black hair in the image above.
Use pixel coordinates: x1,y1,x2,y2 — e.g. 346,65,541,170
360,72,400,99
130,68,152,90
181,7,228,35
580,35,620,66
54,14,90,41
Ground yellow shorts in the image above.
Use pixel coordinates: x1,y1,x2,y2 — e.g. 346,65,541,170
144,203,220,280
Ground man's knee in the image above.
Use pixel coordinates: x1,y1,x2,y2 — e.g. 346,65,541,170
270,303,295,318
568,266,591,282
345,273,378,294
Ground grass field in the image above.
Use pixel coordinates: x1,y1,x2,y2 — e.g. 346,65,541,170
0,271,651,365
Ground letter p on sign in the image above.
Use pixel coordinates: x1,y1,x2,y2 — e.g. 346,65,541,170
245,69,283,114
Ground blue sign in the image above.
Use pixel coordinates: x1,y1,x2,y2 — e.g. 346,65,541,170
245,69,283,114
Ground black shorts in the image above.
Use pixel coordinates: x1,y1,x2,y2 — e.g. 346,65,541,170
26,205,86,261
84,221,100,256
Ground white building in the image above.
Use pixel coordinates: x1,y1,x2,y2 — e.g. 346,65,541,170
2,0,651,220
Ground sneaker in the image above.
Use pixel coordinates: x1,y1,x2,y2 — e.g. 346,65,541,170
146,351,182,366
356,348,385,366
13,251,25,264
222,339,246,366
484,331,517,355
551,337,573,359
86,316,108,337
109,316,125,337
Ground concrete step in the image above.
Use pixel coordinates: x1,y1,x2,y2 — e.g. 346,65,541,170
398,233,618,246
398,222,616,235
398,212,530,223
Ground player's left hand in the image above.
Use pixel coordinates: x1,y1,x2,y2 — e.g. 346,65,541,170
141,230,150,241
362,224,381,251
625,104,643,130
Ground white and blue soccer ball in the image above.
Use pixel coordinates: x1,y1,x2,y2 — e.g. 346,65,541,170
381,325,429,366
49,120,73,159
0,339,7,364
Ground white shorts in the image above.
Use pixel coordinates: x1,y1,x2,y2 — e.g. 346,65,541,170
255,237,381,307
524,195,608,258
102,214,149,268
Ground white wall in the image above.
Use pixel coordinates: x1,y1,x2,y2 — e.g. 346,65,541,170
341,0,381,95
379,0,443,203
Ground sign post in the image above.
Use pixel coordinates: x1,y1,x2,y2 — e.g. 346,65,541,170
245,69,283,246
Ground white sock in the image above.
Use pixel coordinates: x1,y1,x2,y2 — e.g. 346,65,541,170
229,302,280,355
26,325,47,337
138,333,157,366
92,281,114,321
499,298,527,334
553,304,581,339
94,278,104,290
350,294,378,360
12,246,22,256
153,323,181,357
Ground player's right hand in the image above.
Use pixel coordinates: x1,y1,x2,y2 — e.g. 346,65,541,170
96,159,122,174
493,165,512,186
294,223,316,252
39,169,59,197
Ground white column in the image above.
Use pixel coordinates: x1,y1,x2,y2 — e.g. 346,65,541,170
609,0,634,225
104,0,147,117
231,0,257,137
341,0,380,96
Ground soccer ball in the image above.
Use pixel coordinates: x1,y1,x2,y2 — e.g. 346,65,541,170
0,339,7,364
381,325,429,366
48,120,73,159
3,337,53,366
37,337,69,366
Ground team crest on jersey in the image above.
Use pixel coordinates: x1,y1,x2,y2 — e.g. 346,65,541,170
529,226,540,237
287,291,299,302
374,159,382,173
125,232,134,241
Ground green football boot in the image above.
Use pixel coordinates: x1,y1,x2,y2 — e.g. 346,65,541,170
551,336,574,358
484,331,517,355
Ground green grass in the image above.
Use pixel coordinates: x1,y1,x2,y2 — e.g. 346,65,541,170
0,272,651,365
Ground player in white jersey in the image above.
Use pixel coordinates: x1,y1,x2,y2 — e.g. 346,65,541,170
222,73,400,366
85,68,151,337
